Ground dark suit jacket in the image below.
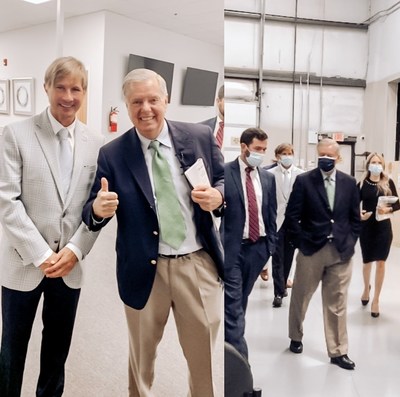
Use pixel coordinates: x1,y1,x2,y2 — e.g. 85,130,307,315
199,116,217,132
82,120,224,310
284,168,361,262
223,158,278,272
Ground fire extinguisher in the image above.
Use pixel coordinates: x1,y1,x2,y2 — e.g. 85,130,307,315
109,107,118,132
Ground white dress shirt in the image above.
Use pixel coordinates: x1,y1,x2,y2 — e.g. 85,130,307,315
136,121,203,255
238,157,266,239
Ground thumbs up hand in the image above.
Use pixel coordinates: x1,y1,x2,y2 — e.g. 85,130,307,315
92,177,119,219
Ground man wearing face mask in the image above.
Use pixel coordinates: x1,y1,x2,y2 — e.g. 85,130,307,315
284,138,361,370
266,143,304,307
223,128,277,359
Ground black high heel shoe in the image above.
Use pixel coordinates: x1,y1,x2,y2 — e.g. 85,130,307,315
371,301,379,318
361,285,371,306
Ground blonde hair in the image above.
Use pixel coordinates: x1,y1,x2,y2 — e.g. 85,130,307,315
360,152,391,195
44,56,88,91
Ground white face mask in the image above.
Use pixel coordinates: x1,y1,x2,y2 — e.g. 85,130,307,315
279,155,293,168
246,151,264,168
368,164,383,176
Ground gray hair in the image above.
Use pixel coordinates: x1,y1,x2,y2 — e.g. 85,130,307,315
122,68,168,99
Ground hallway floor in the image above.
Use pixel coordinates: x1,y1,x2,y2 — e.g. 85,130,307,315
246,243,400,397
0,219,223,397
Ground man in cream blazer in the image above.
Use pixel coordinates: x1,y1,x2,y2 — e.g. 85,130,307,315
267,143,304,308
0,57,103,397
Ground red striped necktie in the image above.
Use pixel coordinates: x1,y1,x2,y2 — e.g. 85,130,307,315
245,167,260,242
216,121,224,149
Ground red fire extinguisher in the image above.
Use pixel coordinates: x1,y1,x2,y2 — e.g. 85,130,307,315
109,107,118,132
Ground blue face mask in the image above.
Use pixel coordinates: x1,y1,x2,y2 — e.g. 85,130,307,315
368,164,383,176
246,150,264,168
318,156,336,172
279,155,294,168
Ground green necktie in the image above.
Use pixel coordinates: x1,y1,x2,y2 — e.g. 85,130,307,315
149,140,186,249
325,176,335,210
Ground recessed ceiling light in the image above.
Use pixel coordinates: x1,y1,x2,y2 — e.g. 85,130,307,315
22,0,52,4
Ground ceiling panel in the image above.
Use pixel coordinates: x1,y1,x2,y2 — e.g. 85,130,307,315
0,0,223,46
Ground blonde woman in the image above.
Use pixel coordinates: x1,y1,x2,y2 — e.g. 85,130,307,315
358,153,400,317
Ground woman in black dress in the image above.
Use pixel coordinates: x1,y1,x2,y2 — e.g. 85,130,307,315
359,153,400,317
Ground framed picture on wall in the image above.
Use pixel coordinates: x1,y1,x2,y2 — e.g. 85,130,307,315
0,79,10,114
12,77,35,116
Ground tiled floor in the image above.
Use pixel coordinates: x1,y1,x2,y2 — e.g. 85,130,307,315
246,242,400,397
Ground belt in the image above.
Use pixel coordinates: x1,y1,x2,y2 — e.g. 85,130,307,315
159,253,188,259
242,236,267,245
158,249,202,259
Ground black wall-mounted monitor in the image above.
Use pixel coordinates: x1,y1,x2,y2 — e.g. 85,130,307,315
127,54,174,102
181,67,219,106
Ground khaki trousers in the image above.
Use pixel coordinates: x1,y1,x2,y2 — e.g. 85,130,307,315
288,242,353,357
124,250,222,397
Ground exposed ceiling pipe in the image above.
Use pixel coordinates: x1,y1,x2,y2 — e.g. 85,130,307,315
257,0,266,128
225,10,368,30
290,0,298,144
56,0,64,57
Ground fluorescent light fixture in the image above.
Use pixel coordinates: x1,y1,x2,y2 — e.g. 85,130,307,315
22,0,52,4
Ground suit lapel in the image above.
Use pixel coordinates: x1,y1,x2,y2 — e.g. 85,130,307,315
231,159,245,207
311,169,330,209
33,111,64,201
167,121,196,171
64,122,87,207
122,129,155,209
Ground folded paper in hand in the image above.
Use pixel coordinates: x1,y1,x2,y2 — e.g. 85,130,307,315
376,196,398,221
184,158,210,188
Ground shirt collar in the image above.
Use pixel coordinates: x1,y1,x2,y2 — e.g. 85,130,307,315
278,163,292,174
238,156,253,172
47,107,76,137
135,120,170,151
320,168,337,181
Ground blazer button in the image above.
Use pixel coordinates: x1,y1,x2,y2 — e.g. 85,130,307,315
153,231,158,236
330,219,335,223
150,259,157,265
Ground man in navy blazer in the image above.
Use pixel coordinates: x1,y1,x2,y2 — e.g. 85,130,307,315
285,138,361,370
82,69,224,396
223,128,277,359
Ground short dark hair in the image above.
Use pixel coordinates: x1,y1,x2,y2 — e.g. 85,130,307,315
240,127,268,146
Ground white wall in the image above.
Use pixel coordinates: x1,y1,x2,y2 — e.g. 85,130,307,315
0,11,223,140
102,11,224,140
224,0,369,170
364,1,400,159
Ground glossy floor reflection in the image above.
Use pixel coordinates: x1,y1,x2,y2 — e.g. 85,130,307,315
246,242,400,397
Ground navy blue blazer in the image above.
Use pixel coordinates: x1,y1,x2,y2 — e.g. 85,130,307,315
199,116,217,131
223,158,278,272
284,167,361,262
82,120,224,310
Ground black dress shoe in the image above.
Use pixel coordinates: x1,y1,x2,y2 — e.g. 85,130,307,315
330,354,355,370
283,289,288,297
272,296,282,307
289,340,303,354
